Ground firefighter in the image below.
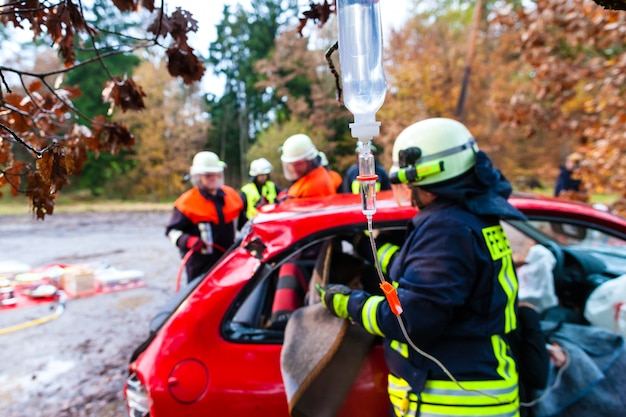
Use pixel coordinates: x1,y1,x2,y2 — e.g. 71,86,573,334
241,158,280,219
318,118,526,417
319,151,343,192
278,134,336,199
165,151,246,284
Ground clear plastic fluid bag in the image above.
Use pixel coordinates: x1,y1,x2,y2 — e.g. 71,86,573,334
337,0,387,121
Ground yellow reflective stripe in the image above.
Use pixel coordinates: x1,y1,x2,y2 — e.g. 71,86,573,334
499,254,518,333
361,296,385,336
262,181,277,203
390,339,409,358
482,225,518,333
421,381,518,406
482,225,513,260
492,334,518,381
421,375,519,416
424,376,518,391
391,374,519,417
241,182,260,218
418,401,519,417
377,243,400,275
351,180,382,194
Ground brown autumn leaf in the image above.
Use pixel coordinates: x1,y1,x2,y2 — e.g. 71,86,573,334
297,0,335,36
141,0,156,13
0,0,46,38
166,46,206,85
25,171,55,219
1,161,26,197
102,76,147,114
43,1,96,67
36,146,72,194
112,0,140,13
91,120,136,156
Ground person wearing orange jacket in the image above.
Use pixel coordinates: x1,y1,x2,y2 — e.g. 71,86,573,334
270,134,336,328
319,151,343,193
165,151,247,284
278,134,336,200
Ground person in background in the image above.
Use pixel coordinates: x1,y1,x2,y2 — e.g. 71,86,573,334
165,151,247,284
554,153,585,197
319,117,526,417
278,134,336,199
319,151,343,192
341,142,391,194
240,158,280,220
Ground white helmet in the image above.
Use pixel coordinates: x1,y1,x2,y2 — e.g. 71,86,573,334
249,158,273,176
318,151,329,167
280,134,318,163
189,151,226,175
390,118,478,187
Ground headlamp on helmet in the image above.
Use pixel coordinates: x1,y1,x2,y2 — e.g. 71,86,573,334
390,118,478,187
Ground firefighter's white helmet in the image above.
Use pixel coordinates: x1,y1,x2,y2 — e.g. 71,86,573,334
318,151,329,167
249,158,273,177
390,118,478,187
189,151,226,175
280,134,319,163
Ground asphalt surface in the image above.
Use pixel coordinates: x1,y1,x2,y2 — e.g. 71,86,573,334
0,210,180,417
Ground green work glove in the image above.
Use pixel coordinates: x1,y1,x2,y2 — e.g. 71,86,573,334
316,284,352,320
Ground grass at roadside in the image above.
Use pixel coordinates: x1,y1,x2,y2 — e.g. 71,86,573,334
0,195,173,216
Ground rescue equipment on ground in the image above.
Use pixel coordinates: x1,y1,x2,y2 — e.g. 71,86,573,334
0,262,146,334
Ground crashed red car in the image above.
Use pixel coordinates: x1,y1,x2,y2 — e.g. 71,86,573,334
125,191,626,417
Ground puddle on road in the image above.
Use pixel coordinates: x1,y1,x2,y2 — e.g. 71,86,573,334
113,294,154,311
0,358,76,403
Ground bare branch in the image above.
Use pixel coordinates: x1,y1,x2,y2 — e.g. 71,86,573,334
325,41,342,106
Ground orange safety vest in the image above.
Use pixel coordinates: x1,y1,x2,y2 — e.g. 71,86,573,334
328,169,343,191
174,186,243,224
287,166,336,198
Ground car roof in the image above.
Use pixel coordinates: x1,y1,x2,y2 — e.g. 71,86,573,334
240,191,626,260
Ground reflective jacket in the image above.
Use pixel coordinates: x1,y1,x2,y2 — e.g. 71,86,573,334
287,166,336,198
347,198,519,416
241,180,279,219
341,162,392,194
165,186,245,282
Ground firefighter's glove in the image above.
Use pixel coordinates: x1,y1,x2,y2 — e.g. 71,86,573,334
185,236,205,251
316,284,352,320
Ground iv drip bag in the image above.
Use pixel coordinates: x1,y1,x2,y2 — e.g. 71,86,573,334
337,0,387,126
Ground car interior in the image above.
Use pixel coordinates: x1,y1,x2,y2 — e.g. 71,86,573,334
224,224,406,343
224,215,626,344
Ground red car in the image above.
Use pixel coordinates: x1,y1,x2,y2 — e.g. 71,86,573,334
125,191,626,417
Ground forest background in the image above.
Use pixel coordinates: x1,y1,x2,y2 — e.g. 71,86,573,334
0,0,625,217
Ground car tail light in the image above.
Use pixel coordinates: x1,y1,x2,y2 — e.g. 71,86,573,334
125,372,151,417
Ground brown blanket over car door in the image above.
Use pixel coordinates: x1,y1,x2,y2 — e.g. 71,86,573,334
280,239,376,417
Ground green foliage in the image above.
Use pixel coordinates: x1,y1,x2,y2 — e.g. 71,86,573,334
207,1,299,182
62,0,144,196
